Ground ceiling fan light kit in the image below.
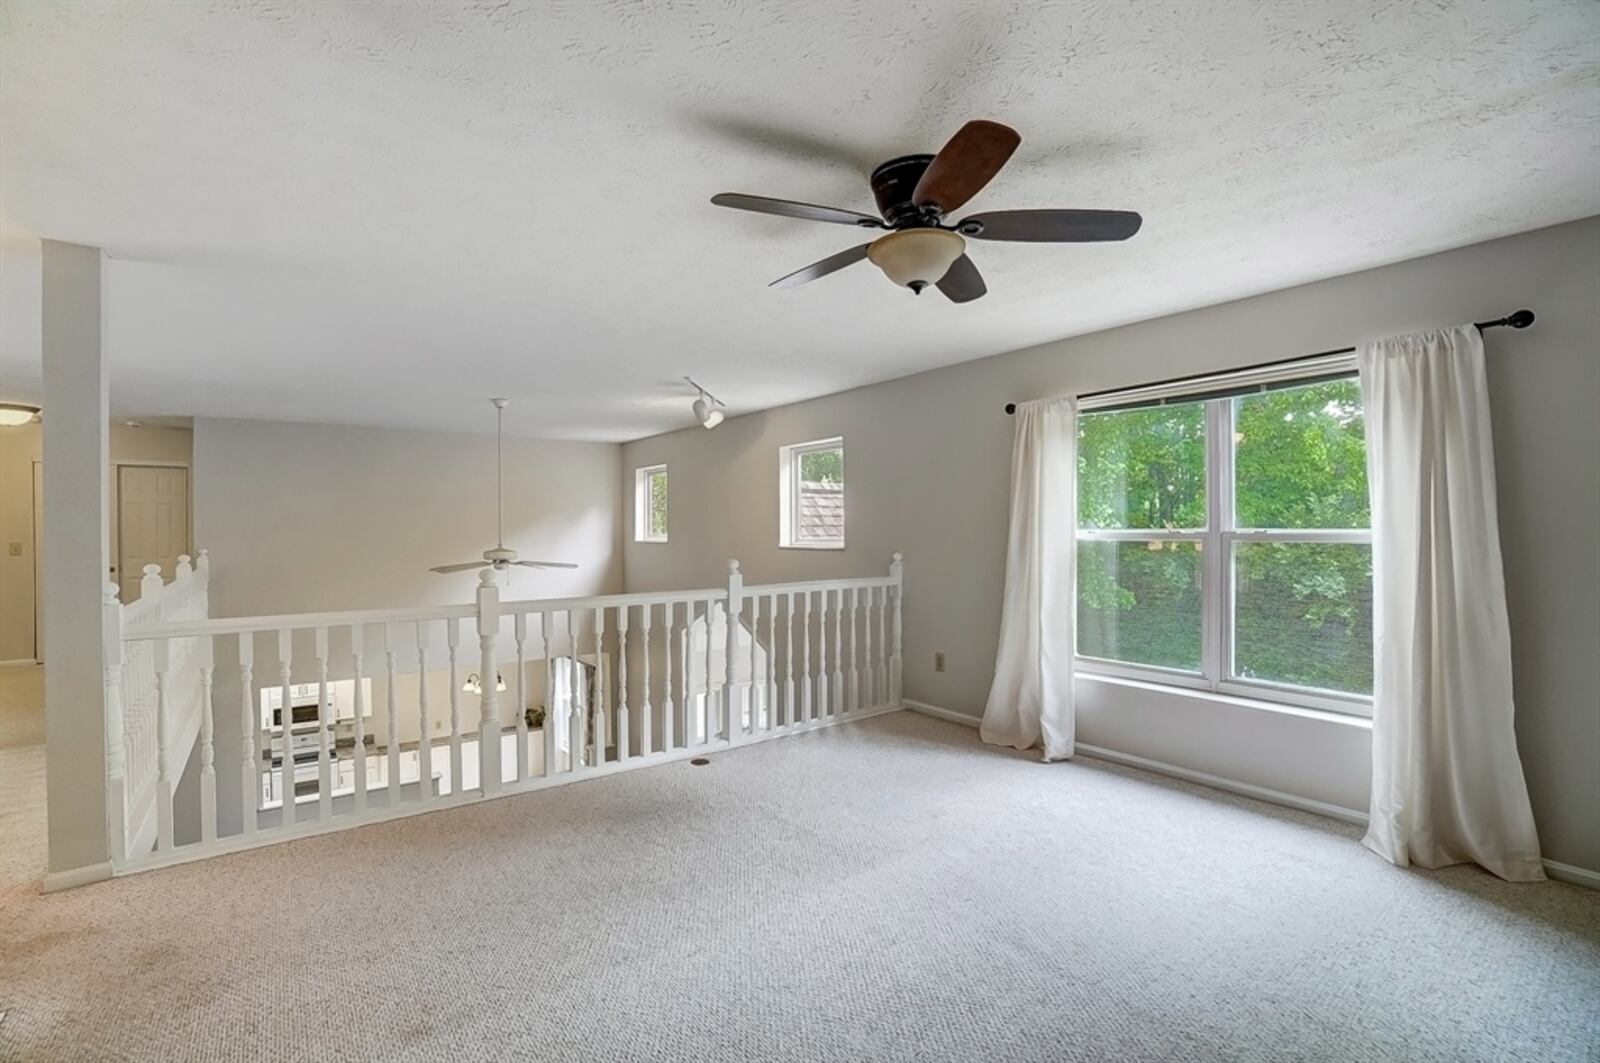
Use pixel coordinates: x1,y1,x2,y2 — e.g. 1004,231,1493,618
866,228,966,292
712,119,1142,303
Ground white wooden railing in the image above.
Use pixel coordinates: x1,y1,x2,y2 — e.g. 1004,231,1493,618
106,551,211,864
107,554,903,873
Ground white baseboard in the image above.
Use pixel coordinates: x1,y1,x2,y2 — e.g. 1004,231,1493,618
1073,741,1369,825
1542,860,1600,890
42,861,112,892
903,699,979,727
902,699,1599,891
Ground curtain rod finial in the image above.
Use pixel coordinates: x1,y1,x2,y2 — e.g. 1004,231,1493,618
1004,402,1017,415
1507,309,1535,329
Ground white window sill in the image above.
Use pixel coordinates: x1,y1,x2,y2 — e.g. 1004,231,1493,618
779,541,845,551
635,538,669,545
1076,670,1373,730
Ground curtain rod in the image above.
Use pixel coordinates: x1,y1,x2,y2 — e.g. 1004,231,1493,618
1002,309,1536,414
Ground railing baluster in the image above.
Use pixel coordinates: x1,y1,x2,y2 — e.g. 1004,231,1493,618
199,636,217,844
315,626,332,820
277,629,295,830
765,593,777,729
863,587,875,709
849,588,861,715
748,594,760,732
876,583,888,706
542,611,556,777
446,617,462,796
238,634,257,839
814,590,827,722
514,613,529,783
704,596,715,743
384,623,401,808
351,625,367,813
477,571,502,794
661,602,675,753
591,607,607,767
890,554,904,704
640,602,654,756
615,658,630,765
594,606,608,764
833,588,845,718
568,609,583,772
616,605,630,760
800,591,812,726
726,562,743,740
416,621,432,803
154,637,174,851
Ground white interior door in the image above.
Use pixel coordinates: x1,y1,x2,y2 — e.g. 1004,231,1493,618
118,465,189,603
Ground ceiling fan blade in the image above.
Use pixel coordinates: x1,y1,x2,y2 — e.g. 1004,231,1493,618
936,254,987,303
912,120,1021,215
711,193,883,228
769,243,871,289
512,560,579,569
430,561,486,574
957,209,1143,242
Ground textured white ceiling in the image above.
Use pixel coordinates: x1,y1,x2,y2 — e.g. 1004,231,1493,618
2,0,1597,441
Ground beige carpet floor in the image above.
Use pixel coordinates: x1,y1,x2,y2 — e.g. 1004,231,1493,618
1,673,1597,1061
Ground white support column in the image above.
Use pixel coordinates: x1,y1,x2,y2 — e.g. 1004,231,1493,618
42,239,111,879
476,569,501,794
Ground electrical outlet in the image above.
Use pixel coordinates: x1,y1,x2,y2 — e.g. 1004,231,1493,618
934,652,946,673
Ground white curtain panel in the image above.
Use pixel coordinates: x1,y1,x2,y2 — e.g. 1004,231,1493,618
1358,325,1543,881
981,396,1076,761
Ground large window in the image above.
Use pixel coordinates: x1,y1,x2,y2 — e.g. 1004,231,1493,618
1075,372,1371,713
779,437,844,549
634,464,668,543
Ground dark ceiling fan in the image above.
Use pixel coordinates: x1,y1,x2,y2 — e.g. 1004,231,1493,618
711,119,1142,303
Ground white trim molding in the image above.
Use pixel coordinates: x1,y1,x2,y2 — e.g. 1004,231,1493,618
901,700,1597,890
42,860,113,893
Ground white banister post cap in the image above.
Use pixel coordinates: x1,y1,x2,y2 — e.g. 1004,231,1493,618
177,554,191,565
892,552,903,563
142,563,162,577
104,580,121,604
727,559,740,573
478,568,498,588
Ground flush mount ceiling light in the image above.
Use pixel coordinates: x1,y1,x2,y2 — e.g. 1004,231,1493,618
684,376,725,429
0,402,41,427
866,228,966,293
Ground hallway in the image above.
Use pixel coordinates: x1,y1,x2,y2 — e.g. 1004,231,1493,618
0,664,46,896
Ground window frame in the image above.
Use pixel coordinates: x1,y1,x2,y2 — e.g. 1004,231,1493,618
1074,369,1373,718
633,464,669,544
778,436,845,550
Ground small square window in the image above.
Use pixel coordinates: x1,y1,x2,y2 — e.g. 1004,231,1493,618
779,438,844,549
634,465,668,543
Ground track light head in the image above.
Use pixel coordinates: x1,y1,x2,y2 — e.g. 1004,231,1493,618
685,376,725,429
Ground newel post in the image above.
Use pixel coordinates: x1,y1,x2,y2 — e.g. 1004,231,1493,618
476,568,502,794
102,581,128,866
140,563,164,611
724,560,742,742
175,554,193,580
890,553,904,706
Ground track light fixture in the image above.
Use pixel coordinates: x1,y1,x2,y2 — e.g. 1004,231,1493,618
684,377,725,429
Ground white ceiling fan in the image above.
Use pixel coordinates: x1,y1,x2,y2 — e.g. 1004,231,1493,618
430,398,578,576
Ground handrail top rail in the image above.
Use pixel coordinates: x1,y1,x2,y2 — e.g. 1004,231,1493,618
743,575,897,595
119,571,898,643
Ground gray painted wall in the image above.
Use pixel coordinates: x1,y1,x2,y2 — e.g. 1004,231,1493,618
620,216,1600,876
